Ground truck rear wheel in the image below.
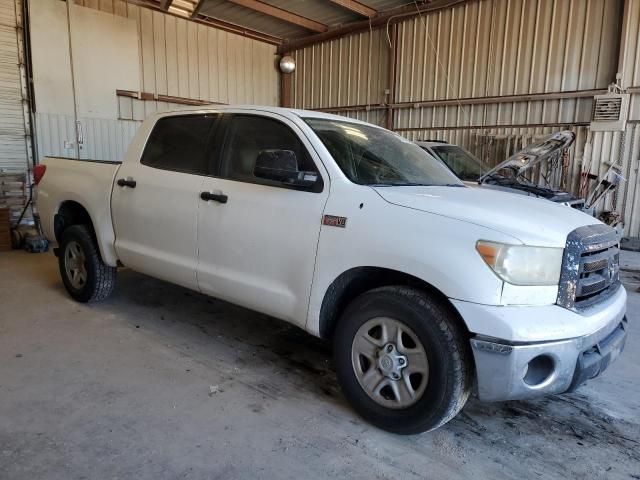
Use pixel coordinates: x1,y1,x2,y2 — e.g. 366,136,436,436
333,286,472,434
58,225,116,303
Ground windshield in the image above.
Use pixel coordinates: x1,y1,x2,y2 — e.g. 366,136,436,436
305,118,462,187
430,145,485,181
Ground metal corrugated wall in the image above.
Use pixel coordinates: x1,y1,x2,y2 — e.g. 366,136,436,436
620,0,640,118
291,28,390,111
291,0,622,127
290,0,640,237
0,0,29,172
393,0,621,129
617,0,640,236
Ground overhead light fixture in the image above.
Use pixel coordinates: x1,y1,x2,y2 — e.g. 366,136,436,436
168,0,197,17
279,56,295,74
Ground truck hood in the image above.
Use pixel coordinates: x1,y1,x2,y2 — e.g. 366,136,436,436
373,185,601,247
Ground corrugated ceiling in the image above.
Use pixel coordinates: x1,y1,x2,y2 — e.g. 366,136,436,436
191,0,418,42
359,0,418,10
262,0,361,26
198,0,308,39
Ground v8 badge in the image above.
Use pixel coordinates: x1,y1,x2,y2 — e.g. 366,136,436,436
322,215,347,228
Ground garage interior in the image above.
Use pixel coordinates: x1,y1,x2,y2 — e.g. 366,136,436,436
1,0,640,478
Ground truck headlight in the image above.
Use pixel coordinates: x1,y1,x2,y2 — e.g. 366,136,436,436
476,241,563,286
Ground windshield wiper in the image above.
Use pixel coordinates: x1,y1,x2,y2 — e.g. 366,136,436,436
480,172,504,182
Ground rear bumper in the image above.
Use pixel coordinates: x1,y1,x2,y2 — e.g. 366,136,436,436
470,316,627,401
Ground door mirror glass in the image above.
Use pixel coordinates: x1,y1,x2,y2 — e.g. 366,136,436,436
254,149,318,187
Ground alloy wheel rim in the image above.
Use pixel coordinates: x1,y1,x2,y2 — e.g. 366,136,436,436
351,317,429,409
64,241,87,290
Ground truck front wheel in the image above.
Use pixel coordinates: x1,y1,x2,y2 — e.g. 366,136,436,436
58,225,116,303
333,286,472,434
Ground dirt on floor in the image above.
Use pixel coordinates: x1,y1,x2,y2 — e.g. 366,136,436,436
0,250,639,480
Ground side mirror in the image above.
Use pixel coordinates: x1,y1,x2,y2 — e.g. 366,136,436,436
253,149,318,187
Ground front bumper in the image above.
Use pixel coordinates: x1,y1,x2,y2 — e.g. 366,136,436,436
471,316,627,401
461,287,628,402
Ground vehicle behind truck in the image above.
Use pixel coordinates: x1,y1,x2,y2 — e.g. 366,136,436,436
417,132,592,213
37,106,627,434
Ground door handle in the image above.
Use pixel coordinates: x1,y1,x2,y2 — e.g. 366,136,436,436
117,178,137,188
200,191,228,203
75,120,84,147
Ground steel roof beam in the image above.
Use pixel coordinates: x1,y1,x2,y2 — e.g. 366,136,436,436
328,0,376,18
227,0,328,33
124,0,283,45
191,0,203,17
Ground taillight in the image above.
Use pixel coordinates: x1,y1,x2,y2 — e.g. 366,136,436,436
33,164,46,185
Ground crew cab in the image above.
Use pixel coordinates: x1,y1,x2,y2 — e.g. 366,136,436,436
36,106,628,434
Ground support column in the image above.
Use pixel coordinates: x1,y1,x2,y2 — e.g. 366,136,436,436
280,52,292,108
386,24,398,130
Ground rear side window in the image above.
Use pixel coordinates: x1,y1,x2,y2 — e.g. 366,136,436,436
141,114,218,175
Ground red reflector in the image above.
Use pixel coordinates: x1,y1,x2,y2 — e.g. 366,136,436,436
33,164,46,185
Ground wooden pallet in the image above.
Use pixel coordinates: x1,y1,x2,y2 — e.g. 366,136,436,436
0,208,11,251
0,172,29,227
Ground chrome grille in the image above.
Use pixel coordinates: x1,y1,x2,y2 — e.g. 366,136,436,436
557,224,621,310
578,275,607,296
581,256,608,273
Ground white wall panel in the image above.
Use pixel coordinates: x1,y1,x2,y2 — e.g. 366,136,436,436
69,3,140,119
75,0,279,107
35,112,138,162
29,0,74,116
35,112,78,159
31,0,280,170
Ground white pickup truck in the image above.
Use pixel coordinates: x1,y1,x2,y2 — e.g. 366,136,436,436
37,106,628,434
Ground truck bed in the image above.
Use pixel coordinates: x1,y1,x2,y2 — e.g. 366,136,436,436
37,156,122,266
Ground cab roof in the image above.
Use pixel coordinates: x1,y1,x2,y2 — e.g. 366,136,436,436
158,104,374,127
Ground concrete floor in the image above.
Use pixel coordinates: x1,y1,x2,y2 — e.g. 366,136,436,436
1,250,639,480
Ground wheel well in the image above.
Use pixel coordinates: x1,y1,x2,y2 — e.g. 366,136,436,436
319,267,470,341
54,201,94,242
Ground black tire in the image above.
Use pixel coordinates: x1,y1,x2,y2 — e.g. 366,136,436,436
333,286,472,434
58,225,116,303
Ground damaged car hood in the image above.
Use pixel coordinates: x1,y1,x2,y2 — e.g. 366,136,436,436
373,185,598,247
479,130,575,185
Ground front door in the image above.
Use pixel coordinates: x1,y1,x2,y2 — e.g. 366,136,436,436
196,113,329,326
111,113,218,290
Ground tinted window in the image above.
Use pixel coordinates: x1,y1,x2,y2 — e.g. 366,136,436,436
305,118,462,187
141,114,218,175
220,115,320,188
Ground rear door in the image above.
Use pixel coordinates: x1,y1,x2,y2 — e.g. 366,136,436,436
111,113,219,290
196,112,329,326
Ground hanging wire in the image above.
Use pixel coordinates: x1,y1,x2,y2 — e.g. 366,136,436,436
389,1,474,128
